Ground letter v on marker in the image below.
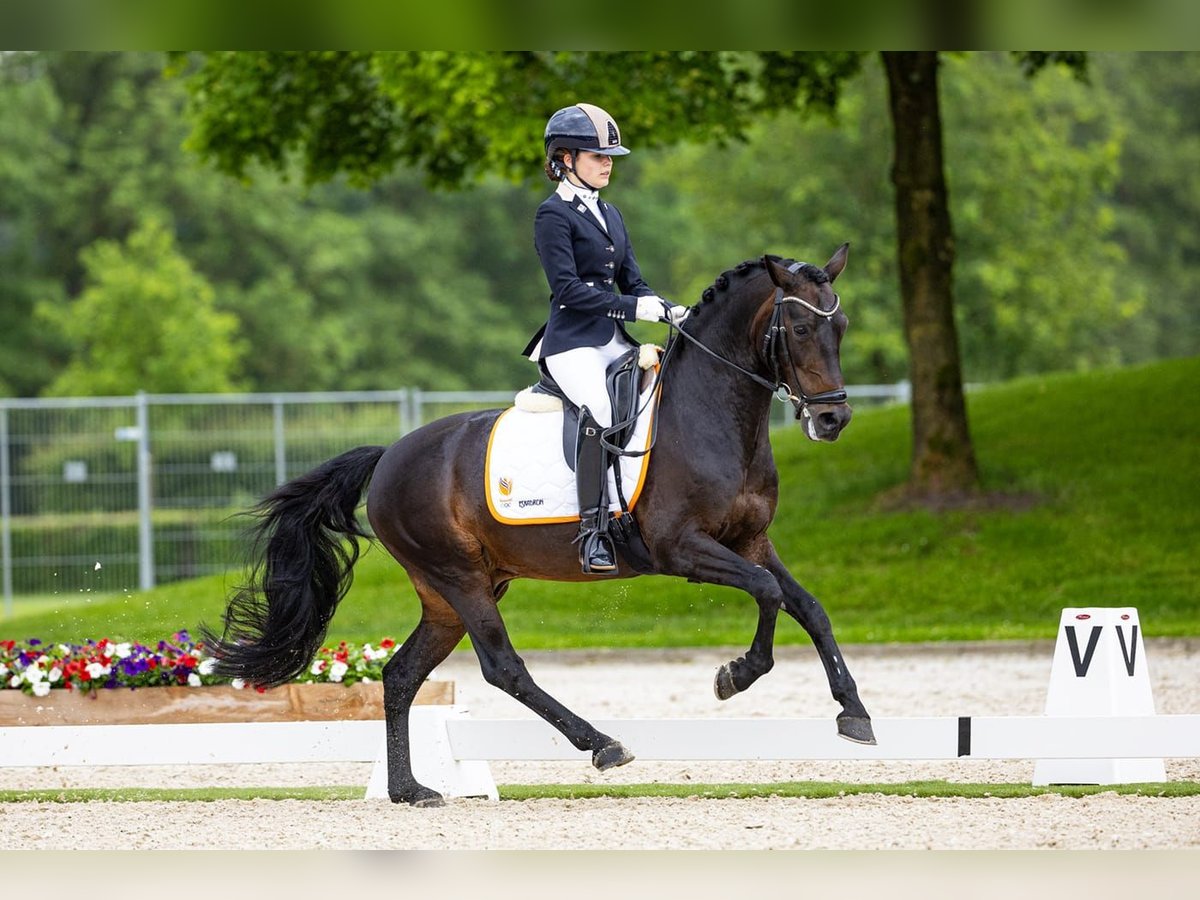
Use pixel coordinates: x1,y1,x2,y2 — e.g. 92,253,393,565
1065,625,1102,677
1115,625,1138,676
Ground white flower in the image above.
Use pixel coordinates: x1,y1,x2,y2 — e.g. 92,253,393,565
231,678,246,690
329,660,348,683
85,662,110,679
47,667,62,683
31,681,51,697
24,666,44,684
0,663,8,677
113,642,132,659
187,673,202,687
310,659,326,676
198,658,217,675
361,677,372,684
9,675,23,688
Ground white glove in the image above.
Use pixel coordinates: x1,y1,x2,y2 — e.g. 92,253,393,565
635,295,669,323
664,303,690,326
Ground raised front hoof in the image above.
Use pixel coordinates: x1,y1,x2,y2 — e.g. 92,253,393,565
713,664,740,701
592,740,635,771
837,716,877,746
390,785,446,807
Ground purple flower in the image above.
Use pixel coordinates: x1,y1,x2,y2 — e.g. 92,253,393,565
28,638,42,646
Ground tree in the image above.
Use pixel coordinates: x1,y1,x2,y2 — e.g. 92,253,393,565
882,52,977,494
39,217,245,395
180,50,1091,501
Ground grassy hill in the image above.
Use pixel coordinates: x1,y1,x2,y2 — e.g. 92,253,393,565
3,356,1197,648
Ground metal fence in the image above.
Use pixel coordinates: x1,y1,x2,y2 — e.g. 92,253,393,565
0,383,909,613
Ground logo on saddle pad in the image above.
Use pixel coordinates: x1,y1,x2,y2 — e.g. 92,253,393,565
498,477,513,497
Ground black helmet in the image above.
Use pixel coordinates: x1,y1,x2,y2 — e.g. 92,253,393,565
544,103,630,160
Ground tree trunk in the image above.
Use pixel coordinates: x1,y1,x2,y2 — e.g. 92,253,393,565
881,51,979,497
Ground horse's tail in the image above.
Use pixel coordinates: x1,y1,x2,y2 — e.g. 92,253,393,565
201,445,388,687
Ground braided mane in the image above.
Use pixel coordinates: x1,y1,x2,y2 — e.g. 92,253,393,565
697,256,828,306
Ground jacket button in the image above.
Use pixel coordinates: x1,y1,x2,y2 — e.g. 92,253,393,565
605,261,614,269
606,245,614,253
604,278,613,285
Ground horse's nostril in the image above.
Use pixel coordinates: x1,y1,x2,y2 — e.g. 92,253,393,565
818,412,839,431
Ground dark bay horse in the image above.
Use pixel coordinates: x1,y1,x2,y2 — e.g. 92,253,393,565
204,245,875,806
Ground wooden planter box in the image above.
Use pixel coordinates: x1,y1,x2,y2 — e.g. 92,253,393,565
0,679,453,727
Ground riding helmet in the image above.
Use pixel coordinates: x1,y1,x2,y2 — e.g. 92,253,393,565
544,103,630,160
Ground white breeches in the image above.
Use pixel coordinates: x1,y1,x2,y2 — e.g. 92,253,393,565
544,331,633,428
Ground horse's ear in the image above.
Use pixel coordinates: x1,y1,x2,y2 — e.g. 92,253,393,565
764,255,786,287
824,243,850,283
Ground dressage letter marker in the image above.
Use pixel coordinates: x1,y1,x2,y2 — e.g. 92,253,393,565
1032,607,1167,785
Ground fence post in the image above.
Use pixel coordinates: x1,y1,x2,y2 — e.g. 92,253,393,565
136,392,155,591
272,396,287,486
1,405,12,617
398,388,411,437
409,388,423,432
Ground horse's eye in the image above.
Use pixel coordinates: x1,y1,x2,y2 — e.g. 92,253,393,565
792,325,810,338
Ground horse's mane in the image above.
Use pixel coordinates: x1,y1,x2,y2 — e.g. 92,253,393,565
697,256,828,306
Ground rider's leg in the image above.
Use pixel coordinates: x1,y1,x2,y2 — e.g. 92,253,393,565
572,405,615,572
544,334,630,574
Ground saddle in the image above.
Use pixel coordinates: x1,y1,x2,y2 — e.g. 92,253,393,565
512,345,659,574
522,347,654,472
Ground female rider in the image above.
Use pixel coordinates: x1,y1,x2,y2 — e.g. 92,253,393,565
522,102,687,575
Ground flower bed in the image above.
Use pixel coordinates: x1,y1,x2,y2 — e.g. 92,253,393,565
0,631,400,696
0,632,453,726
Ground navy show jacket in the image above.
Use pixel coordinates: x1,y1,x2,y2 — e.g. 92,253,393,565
523,190,654,359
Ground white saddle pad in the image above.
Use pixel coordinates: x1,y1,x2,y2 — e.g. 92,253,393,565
485,384,659,525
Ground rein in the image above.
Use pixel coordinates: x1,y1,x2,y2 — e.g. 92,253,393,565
599,262,847,460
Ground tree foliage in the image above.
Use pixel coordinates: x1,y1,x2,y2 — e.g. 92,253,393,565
39,217,244,396
1,52,1196,411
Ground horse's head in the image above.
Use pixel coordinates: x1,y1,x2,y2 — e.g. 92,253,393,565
760,244,852,442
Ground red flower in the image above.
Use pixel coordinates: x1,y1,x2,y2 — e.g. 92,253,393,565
379,638,396,650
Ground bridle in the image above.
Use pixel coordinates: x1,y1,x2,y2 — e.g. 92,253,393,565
599,261,847,486
665,262,848,414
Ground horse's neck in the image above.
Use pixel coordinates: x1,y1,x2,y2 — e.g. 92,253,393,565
659,317,775,462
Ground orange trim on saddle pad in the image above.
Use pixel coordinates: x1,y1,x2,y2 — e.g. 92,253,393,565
484,389,659,526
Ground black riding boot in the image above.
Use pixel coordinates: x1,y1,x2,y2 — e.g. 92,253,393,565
574,408,617,575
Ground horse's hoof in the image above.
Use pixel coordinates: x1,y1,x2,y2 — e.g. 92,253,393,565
412,794,447,808
713,663,739,701
837,716,877,745
390,785,446,807
592,740,635,771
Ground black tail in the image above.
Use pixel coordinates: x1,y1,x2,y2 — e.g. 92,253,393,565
201,445,387,687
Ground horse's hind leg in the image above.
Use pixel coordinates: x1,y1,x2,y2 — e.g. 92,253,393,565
423,569,635,773
381,581,466,806
765,547,875,745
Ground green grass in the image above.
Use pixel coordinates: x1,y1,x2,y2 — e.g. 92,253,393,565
4,356,1198,648
2,781,1196,803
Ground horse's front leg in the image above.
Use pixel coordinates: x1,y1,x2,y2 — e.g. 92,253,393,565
764,545,876,745
662,533,785,699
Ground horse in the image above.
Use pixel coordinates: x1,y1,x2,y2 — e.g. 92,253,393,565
203,244,875,806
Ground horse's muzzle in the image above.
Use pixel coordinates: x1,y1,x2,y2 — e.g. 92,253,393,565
800,401,852,441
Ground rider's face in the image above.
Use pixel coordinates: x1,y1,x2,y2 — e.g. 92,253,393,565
567,150,612,188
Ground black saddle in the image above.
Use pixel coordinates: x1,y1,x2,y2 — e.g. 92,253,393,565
531,347,646,472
